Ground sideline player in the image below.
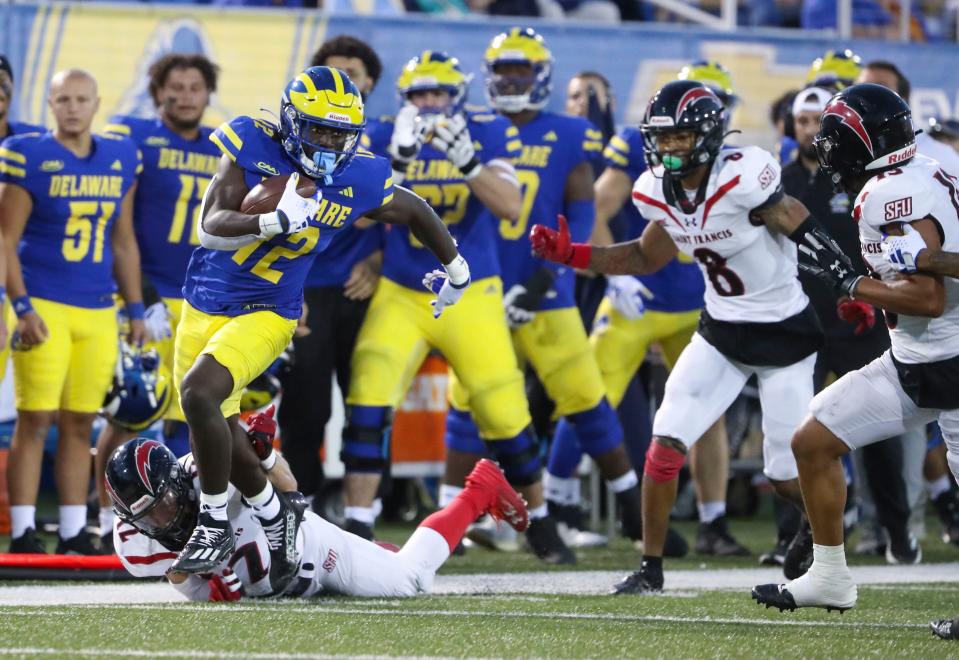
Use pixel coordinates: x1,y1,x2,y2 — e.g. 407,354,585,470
753,84,959,612
531,79,844,594
0,56,43,140
108,435,528,600
171,66,467,594
0,69,145,554
95,54,222,550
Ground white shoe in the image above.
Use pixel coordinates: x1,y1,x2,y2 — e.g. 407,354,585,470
752,564,857,613
557,522,608,548
465,515,519,552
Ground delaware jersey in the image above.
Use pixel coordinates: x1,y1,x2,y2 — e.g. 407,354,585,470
0,131,141,308
105,116,220,299
632,146,808,323
603,127,704,313
382,108,520,290
360,115,394,158
183,116,393,319
3,121,44,138
855,155,959,363
496,112,602,310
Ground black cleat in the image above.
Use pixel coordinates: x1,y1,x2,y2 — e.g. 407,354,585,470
343,518,374,541
931,616,959,640
783,520,813,580
751,582,853,613
664,527,689,558
933,491,959,546
759,534,791,566
56,532,105,556
525,516,576,565
885,532,922,565
171,510,235,574
100,531,115,555
611,564,664,595
695,516,750,557
258,490,307,595
451,540,467,556
8,528,46,554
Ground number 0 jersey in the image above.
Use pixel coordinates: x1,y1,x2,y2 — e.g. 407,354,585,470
632,146,808,324
496,112,603,310
855,155,959,363
381,108,520,291
104,116,220,299
182,116,393,320
603,127,705,313
0,131,141,308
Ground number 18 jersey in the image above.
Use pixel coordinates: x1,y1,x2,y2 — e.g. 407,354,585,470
631,146,808,323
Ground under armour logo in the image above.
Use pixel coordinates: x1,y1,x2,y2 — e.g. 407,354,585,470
684,217,698,228
830,262,848,278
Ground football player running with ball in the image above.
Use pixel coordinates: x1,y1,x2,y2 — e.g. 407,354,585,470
170,66,467,595
752,84,959,613
532,79,850,594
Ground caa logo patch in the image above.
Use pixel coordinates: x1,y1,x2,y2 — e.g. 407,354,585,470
884,197,913,221
40,160,64,172
758,164,776,190
145,136,169,147
256,162,280,176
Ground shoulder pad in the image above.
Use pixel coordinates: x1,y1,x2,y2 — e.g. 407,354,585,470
632,169,671,222
720,146,781,211
856,164,936,230
0,134,34,179
211,116,285,176
103,115,137,138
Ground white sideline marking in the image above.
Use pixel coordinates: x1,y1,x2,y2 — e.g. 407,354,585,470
0,562,955,606
0,649,435,660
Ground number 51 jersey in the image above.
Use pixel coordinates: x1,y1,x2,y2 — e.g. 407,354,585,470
631,146,808,324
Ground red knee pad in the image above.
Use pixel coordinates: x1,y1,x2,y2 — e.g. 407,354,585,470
644,441,686,483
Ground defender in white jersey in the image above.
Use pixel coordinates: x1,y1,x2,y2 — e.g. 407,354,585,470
105,437,528,601
530,80,855,595
753,83,959,613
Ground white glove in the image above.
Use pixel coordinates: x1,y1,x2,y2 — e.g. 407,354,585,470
143,302,172,342
258,173,321,238
389,104,429,176
881,224,928,274
607,275,653,320
503,284,536,329
431,114,482,180
422,254,470,318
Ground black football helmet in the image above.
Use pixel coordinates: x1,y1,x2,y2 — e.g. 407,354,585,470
814,83,916,189
641,80,726,178
105,438,198,551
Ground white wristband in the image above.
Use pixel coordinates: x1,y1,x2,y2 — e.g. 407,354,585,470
443,253,470,286
260,451,277,471
258,211,285,238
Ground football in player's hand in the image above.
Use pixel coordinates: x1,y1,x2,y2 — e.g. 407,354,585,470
241,174,317,215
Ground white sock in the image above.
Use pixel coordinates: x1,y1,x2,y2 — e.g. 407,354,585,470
344,506,375,525
59,505,87,540
247,483,281,521
543,473,580,506
200,491,229,521
811,543,848,572
99,507,115,535
698,500,726,524
402,526,450,573
529,504,548,520
928,475,952,500
607,470,639,494
10,505,36,538
438,484,463,508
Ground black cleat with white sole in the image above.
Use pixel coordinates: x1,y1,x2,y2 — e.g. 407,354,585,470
258,490,307,595
751,583,852,614
171,511,235,574
930,616,959,640
610,561,664,595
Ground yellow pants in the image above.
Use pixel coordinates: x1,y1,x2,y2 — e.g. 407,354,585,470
12,298,118,413
173,302,296,418
348,276,530,440
449,306,608,420
590,299,701,406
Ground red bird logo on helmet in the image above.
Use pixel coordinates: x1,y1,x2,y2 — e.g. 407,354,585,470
824,100,874,156
675,87,719,122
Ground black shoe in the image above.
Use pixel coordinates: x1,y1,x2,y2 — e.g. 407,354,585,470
759,534,791,566
56,532,105,556
931,616,959,640
547,501,582,529
885,531,922,565
664,527,689,558
258,491,307,595
695,516,750,557
8,528,46,554
171,510,235,574
752,581,855,613
934,491,959,546
452,540,467,556
611,563,664,595
783,520,813,580
100,531,115,555
343,518,374,541
524,516,576,565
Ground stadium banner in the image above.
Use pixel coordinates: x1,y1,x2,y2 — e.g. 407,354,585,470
2,3,959,151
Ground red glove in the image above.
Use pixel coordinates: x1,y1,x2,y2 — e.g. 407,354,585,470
529,215,592,269
837,299,876,335
208,568,243,602
247,404,277,461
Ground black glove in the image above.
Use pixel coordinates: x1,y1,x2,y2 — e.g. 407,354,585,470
795,223,862,298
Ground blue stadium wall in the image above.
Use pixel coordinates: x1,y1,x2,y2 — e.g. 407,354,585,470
2,3,958,150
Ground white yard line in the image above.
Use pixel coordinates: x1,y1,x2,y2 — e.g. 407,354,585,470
0,649,443,660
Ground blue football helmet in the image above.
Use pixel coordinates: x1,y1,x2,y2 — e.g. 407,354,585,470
483,27,553,113
100,344,172,432
280,66,366,183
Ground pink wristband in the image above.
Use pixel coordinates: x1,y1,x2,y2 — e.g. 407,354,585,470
568,243,592,270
